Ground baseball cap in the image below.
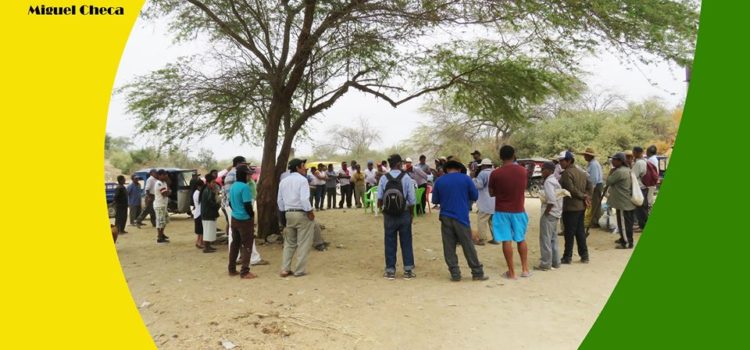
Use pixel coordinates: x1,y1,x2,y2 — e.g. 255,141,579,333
405,157,413,163
557,151,574,160
611,152,627,162
288,158,307,170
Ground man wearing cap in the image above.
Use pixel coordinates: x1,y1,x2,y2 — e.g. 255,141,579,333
607,152,637,249
536,162,563,271
632,146,650,231
337,161,353,209
278,158,316,277
127,174,142,227
405,157,429,215
558,151,593,264
580,148,604,228
469,150,482,178
488,145,531,279
432,160,488,282
377,154,417,280
473,158,497,245
223,156,268,266
135,168,157,228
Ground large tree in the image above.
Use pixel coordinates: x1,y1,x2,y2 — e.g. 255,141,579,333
122,0,698,238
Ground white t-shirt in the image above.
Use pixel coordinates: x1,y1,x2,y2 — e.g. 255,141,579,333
192,190,201,217
144,175,156,195
338,169,351,186
364,168,377,185
154,180,169,208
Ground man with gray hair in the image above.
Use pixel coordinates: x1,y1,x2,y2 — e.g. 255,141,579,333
536,162,562,271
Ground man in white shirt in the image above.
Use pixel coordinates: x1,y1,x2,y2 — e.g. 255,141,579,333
364,161,378,191
473,159,497,245
337,162,353,208
632,146,650,231
153,169,171,244
135,168,157,227
536,162,563,271
278,158,316,277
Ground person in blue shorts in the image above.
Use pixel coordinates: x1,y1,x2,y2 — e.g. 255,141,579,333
488,145,530,279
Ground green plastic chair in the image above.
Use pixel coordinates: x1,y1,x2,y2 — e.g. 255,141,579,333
414,187,426,217
363,186,378,214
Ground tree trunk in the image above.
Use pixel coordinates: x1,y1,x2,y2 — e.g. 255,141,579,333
256,97,289,240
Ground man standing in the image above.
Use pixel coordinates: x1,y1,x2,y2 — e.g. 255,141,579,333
135,169,157,228
606,153,637,249
378,154,417,280
228,165,257,279
278,159,316,277
632,146,650,231
558,151,593,264
417,155,430,174
113,175,129,235
469,150,482,177
338,161,353,209
223,156,269,266
646,145,659,212
153,169,171,244
325,164,338,209
580,148,604,228
364,161,378,191
473,159,497,245
536,162,563,271
405,157,429,215
126,175,142,227
352,164,366,208
432,160,488,282
488,146,530,279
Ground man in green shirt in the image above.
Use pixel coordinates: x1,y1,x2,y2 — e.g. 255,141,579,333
606,152,637,249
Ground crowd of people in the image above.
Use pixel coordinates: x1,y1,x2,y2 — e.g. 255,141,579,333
111,143,660,282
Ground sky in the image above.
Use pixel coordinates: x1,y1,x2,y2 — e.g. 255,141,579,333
106,16,689,162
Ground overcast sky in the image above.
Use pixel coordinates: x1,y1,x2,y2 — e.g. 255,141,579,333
106,16,689,162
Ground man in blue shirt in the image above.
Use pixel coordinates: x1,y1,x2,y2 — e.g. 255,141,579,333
228,165,257,279
473,159,497,245
432,161,488,282
126,175,142,227
580,148,603,228
377,154,416,280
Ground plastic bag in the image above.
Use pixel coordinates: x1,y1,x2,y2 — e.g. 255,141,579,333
630,172,644,206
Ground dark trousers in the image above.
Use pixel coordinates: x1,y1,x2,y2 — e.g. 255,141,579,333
417,184,427,214
384,211,414,272
562,210,588,261
339,184,352,208
314,185,325,209
590,183,604,226
115,206,128,232
635,188,650,229
440,216,484,277
136,195,156,226
129,205,141,225
229,217,254,275
325,187,337,209
616,209,635,245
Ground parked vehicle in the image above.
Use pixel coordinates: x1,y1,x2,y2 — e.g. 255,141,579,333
516,158,549,198
105,182,117,218
132,168,197,214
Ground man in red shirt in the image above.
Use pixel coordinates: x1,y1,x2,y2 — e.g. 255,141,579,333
488,145,530,279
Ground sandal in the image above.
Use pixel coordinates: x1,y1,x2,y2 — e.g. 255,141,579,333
521,271,532,278
279,271,292,278
195,244,204,249
501,271,517,280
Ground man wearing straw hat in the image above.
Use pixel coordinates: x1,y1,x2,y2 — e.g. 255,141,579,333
580,147,604,228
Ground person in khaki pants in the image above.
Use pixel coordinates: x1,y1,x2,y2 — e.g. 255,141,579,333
278,158,316,277
472,159,497,245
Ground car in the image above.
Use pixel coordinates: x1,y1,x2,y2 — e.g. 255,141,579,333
105,182,117,218
516,158,550,198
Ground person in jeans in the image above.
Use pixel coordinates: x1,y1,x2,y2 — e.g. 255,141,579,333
325,164,338,209
338,161,353,208
278,158,316,277
558,151,593,264
632,146,650,231
488,146,530,279
135,169,157,228
432,160,488,282
536,162,563,271
228,165,257,279
473,159,496,246
607,152,637,249
377,154,417,280
310,164,327,210
126,175,142,226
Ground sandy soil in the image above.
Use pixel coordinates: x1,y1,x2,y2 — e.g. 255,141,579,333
117,198,635,349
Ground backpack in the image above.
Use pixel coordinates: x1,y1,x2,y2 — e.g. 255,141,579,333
382,172,407,215
642,161,659,187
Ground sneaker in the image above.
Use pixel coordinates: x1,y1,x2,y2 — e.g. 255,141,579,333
157,237,170,244
472,275,489,281
580,258,590,264
615,238,625,244
403,270,416,280
616,244,634,249
450,274,461,282
533,265,551,271
384,271,396,280
561,259,572,265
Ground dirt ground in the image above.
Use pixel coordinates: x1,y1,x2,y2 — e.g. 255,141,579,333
117,198,636,350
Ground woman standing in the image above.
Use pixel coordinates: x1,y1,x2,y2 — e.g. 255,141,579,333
191,179,205,249
201,174,221,253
